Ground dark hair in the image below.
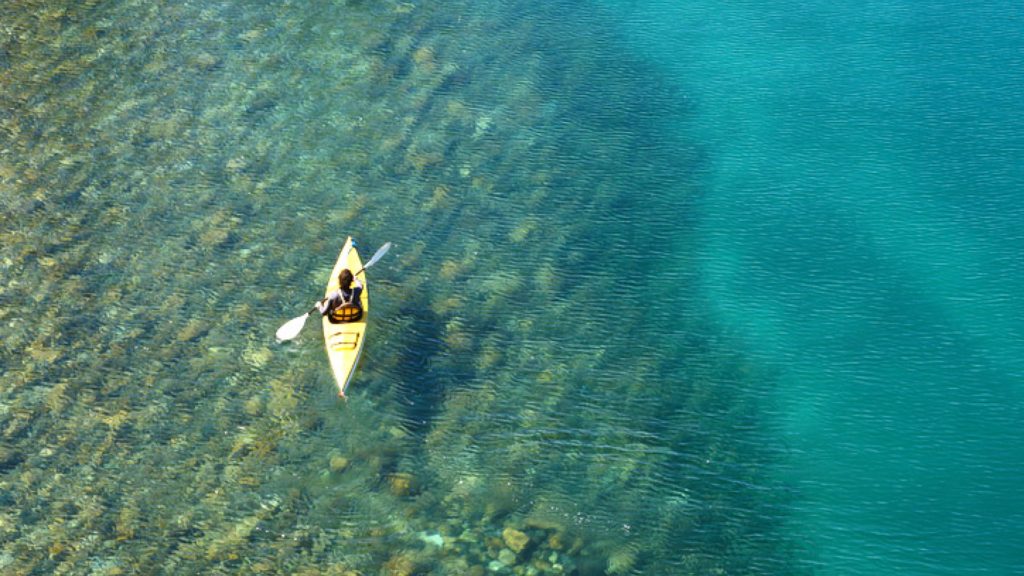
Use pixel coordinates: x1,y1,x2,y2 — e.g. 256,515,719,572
338,269,354,290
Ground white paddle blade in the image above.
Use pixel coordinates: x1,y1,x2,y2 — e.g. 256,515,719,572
365,242,392,269
276,313,310,341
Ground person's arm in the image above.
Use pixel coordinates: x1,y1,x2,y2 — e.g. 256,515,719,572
316,291,339,314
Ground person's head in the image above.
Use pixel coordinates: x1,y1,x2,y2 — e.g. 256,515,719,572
338,269,354,290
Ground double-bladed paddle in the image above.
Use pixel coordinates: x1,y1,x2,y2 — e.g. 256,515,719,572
275,241,391,341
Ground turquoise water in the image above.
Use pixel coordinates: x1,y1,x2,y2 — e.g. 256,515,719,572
2,0,1022,574
607,2,1024,573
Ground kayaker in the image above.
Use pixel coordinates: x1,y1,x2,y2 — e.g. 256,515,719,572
317,268,363,323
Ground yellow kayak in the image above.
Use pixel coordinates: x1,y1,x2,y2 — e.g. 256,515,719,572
321,237,368,398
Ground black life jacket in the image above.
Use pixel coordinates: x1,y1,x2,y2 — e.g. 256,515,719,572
328,287,363,324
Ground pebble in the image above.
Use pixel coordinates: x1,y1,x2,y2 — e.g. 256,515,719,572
501,527,530,553
498,548,516,566
329,455,350,473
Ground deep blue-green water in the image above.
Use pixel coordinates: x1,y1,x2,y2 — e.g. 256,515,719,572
606,1,1024,573
1,0,1022,574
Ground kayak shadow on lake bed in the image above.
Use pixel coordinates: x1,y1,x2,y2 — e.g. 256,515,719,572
387,301,464,437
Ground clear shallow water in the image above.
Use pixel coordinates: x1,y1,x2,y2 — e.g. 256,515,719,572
1,1,1021,575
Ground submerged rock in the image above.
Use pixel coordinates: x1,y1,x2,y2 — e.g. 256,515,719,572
606,545,638,575
382,552,417,576
417,531,444,547
501,527,530,553
497,547,516,566
388,472,416,496
329,455,350,473
191,51,220,70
